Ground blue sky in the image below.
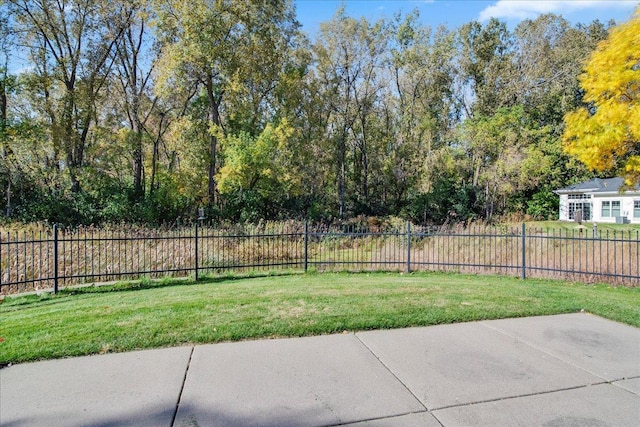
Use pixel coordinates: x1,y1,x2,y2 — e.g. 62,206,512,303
295,0,638,34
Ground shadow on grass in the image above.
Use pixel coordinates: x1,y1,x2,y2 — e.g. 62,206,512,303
1,270,305,308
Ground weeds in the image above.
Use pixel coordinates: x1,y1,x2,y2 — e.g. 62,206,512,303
1,222,639,295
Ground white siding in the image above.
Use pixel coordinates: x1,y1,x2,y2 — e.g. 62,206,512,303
633,200,640,223
558,194,569,221
556,179,640,223
558,193,592,221
592,195,640,223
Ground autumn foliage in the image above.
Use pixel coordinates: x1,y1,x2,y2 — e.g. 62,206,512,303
563,8,640,185
0,2,623,224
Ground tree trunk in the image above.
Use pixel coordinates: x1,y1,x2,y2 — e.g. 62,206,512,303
360,115,369,211
5,179,10,217
0,76,6,132
338,134,346,219
149,113,164,197
205,75,222,207
62,87,83,193
132,119,144,199
1,73,9,216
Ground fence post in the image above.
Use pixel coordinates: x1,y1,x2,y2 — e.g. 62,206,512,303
521,222,526,280
194,221,199,281
304,221,309,273
407,222,411,273
53,224,59,294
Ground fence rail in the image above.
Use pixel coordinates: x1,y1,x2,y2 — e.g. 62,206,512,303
1,222,638,295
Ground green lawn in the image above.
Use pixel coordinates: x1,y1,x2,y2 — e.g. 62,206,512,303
523,220,640,233
1,271,639,366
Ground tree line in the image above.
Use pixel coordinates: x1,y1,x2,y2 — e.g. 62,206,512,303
0,0,625,225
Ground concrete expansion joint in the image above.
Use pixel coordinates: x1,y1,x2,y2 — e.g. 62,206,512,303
478,320,611,382
430,382,610,412
323,410,435,427
609,375,640,382
171,345,195,427
611,375,640,397
2,315,637,426
353,333,429,413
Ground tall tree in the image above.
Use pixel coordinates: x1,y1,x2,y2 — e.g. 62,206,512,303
0,0,14,215
563,9,640,185
313,9,388,216
275,47,334,219
8,0,133,192
509,15,610,218
459,106,551,219
387,13,457,211
456,18,515,118
109,0,158,199
513,14,608,131
153,0,300,208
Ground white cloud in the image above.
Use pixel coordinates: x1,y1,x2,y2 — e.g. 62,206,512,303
479,0,637,22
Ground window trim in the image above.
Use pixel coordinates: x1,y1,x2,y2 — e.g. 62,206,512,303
601,200,621,218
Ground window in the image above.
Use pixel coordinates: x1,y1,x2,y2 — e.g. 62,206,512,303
569,202,591,220
567,194,591,220
635,201,640,218
601,200,621,218
612,201,621,217
568,194,590,200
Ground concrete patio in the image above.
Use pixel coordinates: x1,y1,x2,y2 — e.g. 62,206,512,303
2,313,639,426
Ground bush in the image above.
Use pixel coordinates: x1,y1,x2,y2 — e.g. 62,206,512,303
405,181,480,225
527,187,558,220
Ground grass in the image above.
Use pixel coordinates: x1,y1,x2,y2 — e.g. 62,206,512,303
1,271,639,366
523,220,640,232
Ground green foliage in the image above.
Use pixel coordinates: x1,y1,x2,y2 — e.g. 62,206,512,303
405,180,480,224
214,119,305,222
457,18,514,117
8,0,135,192
4,175,194,226
527,187,560,220
0,5,615,225
459,106,544,218
217,120,296,196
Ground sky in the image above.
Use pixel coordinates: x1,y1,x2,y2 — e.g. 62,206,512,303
5,1,638,73
295,0,638,34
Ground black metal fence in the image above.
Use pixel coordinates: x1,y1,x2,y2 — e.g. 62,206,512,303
1,222,638,295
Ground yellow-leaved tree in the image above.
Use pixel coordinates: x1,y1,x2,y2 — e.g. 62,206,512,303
563,8,640,186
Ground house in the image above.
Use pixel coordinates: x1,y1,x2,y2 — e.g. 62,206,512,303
555,177,640,223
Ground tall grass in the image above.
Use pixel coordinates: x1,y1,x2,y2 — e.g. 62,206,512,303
1,222,639,295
